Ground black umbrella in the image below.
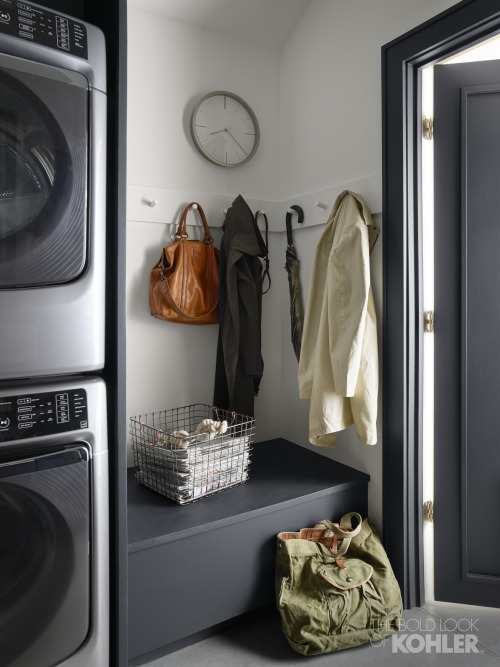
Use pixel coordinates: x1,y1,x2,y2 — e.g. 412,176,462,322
285,205,304,362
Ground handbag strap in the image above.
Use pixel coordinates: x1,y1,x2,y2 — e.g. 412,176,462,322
176,202,214,244
255,210,271,294
158,263,219,321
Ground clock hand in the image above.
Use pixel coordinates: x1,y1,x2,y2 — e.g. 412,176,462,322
209,129,227,135
225,129,248,155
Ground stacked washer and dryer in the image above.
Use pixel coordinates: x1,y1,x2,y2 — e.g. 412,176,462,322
0,3,109,666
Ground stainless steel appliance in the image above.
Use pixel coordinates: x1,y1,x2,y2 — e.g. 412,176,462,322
0,375,109,667
0,2,107,379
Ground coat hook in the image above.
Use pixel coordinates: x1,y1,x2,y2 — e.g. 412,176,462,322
315,201,328,209
148,199,159,208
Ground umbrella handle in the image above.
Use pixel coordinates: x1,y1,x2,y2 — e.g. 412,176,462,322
286,205,304,245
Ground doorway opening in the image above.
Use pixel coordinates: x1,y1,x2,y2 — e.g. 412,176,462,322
421,33,500,605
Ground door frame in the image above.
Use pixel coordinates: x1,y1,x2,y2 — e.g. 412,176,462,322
382,0,500,609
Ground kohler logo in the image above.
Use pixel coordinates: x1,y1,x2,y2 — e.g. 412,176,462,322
371,617,482,654
391,632,480,654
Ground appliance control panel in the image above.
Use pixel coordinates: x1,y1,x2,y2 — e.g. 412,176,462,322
0,0,88,59
0,387,89,441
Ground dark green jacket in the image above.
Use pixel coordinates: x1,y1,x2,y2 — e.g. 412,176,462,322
213,195,267,417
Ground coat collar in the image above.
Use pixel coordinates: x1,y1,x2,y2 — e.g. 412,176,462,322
331,190,380,252
223,195,268,257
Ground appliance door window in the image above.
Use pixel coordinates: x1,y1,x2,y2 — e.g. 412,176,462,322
0,54,88,288
0,444,90,667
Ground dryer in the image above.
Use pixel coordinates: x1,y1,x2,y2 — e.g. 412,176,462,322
0,2,106,379
0,375,109,667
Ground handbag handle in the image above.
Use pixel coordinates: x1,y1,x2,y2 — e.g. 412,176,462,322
175,202,214,245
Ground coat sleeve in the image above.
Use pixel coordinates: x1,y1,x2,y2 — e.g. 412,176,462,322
237,257,263,380
298,233,331,399
328,218,371,397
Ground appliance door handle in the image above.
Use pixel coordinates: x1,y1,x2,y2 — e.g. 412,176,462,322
0,444,90,479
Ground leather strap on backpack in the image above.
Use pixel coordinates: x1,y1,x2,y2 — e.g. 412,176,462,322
316,512,363,558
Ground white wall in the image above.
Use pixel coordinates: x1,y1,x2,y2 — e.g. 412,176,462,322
126,0,458,520
126,7,282,467
127,7,281,199
278,0,458,200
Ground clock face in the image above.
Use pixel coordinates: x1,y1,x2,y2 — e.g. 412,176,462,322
191,91,260,167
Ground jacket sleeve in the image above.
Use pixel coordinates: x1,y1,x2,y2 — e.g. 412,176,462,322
298,234,330,399
237,257,263,380
328,219,371,397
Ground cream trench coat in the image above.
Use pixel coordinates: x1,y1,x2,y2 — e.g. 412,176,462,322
298,191,379,447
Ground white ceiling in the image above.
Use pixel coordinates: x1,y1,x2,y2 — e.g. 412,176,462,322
127,0,311,52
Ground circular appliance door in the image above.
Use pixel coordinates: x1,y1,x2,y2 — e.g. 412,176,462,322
0,445,90,667
0,55,89,288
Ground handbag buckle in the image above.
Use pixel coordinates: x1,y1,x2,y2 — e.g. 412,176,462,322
174,234,188,240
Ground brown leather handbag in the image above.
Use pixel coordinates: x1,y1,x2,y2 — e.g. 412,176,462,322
149,203,220,324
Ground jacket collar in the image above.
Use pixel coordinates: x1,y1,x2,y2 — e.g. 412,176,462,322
223,195,268,257
331,190,380,252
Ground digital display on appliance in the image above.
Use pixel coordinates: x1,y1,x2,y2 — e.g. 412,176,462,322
0,2,88,59
0,388,88,441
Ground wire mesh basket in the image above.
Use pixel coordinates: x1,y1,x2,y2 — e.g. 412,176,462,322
130,404,255,505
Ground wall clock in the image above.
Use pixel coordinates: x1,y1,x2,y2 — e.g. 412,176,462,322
191,91,260,167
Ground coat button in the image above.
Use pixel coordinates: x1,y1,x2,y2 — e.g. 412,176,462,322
347,576,353,582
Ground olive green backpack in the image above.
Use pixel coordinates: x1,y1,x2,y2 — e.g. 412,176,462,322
275,512,402,655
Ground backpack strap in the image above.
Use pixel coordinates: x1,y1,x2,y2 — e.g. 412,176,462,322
315,513,363,558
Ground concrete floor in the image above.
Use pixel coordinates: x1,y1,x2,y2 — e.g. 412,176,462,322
144,602,500,666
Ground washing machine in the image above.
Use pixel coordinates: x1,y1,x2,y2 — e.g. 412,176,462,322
0,2,106,380
0,375,109,667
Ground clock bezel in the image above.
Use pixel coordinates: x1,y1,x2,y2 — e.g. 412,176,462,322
190,90,260,168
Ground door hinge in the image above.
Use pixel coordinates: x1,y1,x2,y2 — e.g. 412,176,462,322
423,499,434,523
423,116,434,140
424,310,434,333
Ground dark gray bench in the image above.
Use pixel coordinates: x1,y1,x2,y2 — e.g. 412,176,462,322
127,438,369,665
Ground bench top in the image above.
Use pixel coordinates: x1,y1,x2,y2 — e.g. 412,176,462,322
128,438,369,552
